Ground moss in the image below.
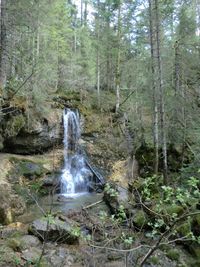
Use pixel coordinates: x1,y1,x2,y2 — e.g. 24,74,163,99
150,256,159,264
7,238,22,251
166,248,180,261
194,214,200,226
10,157,46,179
0,245,22,266
164,204,184,216
177,221,191,237
189,243,200,260
4,114,25,138
133,210,147,228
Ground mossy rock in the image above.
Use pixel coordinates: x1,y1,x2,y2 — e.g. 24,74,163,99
4,114,25,138
10,158,47,180
7,238,23,251
133,210,148,228
166,248,180,261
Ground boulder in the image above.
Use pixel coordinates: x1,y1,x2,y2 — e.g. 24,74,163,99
2,108,63,154
103,183,133,214
0,222,28,239
29,216,79,244
20,235,41,249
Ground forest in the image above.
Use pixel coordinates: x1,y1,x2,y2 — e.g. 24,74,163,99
0,0,200,266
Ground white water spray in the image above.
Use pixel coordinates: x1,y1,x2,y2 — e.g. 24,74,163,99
60,109,92,196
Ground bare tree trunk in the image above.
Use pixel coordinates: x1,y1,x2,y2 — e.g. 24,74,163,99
0,0,7,93
148,0,159,174
96,0,100,107
81,0,83,26
174,41,180,95
106,7,111,91
115,0,121,113
84,0,87,26
154,0,168,183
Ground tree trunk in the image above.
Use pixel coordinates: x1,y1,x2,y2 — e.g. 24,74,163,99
0,0,7,93
84,0,87,26
148,0,159,174
96,0,100,107
154,0,168,183
115,1,121,113
106,6,111,91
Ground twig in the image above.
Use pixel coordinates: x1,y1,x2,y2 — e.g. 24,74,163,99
8,64,37,100
83,200,103,210
119,89,136,108
27,190,46,217
89,243,150,252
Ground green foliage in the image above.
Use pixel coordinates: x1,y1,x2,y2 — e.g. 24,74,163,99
71,226,81,238
121,232,134,247
104,183,119,197
141,174,200,243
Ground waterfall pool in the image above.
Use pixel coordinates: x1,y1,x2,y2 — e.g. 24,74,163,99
17,192,103,224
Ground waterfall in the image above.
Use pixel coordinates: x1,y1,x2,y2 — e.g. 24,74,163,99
60,108,91,196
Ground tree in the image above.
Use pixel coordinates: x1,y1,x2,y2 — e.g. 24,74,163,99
0,0,7,93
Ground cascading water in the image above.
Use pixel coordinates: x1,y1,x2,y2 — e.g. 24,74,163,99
60,108,92,196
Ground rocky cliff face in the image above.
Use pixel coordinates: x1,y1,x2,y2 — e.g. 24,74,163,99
0,107,63,154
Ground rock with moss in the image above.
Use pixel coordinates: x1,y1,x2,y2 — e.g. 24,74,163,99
29,216,80,244
4,114,26,138
103,183,133,214
2,108,63,154
10,157,47,180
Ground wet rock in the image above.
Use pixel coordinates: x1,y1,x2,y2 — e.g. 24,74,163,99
42,174,60,187
29,216,79,244
57,195,74,202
